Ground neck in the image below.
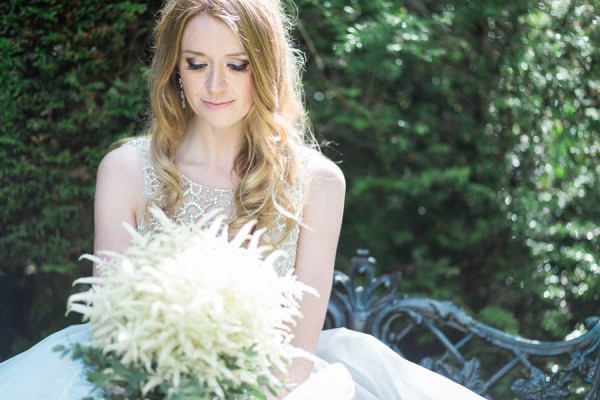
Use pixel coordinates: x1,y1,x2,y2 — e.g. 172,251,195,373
175,118,245,189
179,118,244,166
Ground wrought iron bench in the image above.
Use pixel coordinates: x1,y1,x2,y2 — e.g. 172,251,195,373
325,250,600,400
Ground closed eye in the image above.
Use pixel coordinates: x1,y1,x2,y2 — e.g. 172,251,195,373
186,59,206,70
228,61,250,72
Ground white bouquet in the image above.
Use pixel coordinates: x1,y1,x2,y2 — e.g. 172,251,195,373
60,208,316,400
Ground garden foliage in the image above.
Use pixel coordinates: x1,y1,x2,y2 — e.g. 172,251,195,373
297,0,598,339
0,0,152,357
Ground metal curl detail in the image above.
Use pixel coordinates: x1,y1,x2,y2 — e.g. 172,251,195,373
325,249,600,400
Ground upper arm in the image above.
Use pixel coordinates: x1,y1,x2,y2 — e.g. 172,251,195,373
93,144,144,275
288,152,346,378
295,153,346,314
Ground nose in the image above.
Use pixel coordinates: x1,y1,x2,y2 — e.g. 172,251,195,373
205,66,226,93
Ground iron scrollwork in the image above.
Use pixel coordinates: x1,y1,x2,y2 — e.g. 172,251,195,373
325,249,600,400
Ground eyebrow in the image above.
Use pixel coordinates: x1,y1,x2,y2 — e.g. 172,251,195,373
182,50,247,57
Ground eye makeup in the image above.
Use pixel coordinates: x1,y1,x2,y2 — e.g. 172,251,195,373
227,61,250,72
184,58,250,73
185,59,206,70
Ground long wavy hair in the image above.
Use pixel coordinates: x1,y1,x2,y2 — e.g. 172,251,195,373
146,0,316,243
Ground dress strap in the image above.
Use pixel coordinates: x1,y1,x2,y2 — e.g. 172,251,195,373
124,137,161,233
125,137,159,209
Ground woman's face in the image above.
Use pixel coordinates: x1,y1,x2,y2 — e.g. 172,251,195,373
178,14,254,132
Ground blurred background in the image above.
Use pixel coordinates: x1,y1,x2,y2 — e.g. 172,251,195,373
1,0,598,365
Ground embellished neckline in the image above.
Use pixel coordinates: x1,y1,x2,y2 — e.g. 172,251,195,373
128,135,300,276
180,174,236,193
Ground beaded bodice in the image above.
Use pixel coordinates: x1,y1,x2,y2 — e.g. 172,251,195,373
127,137,300,276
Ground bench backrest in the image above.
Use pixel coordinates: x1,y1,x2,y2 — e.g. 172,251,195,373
325,250,600,400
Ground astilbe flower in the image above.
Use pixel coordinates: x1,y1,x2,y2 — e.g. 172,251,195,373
68,208,315,398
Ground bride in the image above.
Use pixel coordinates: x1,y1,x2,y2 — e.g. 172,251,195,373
0,0,484,399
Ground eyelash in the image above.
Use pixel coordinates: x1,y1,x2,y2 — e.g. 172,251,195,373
229,62,250,72
186,59,250,73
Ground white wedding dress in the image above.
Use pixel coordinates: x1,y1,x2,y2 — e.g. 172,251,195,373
0,138,484,400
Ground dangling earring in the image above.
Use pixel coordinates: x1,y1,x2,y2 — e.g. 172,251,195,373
178,73,186,109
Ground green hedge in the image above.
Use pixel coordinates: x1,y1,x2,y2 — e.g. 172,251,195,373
299,0,599,339
0,0,152,358
1,0,598,361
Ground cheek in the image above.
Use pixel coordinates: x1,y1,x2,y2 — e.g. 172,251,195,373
238,74,254,102
181,75,202,94
244,80,254,104
244,82,255,104
178,67,203,90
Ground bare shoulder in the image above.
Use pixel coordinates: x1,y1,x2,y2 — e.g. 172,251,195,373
303,149,346,194
95,140,146,211
97,140,144,181
94,140,146,257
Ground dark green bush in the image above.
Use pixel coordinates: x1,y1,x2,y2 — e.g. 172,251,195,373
0,0,151,358
296,0,599,338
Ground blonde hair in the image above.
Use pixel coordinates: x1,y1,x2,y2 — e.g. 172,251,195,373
147,0,317,243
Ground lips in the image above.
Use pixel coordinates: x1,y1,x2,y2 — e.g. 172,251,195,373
202,100,234,110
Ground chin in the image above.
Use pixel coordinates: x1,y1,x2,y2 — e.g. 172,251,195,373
208,119,245,131
192,107,249,128
192,114,246,131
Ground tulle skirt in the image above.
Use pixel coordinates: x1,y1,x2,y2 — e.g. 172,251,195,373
0,325,484,400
